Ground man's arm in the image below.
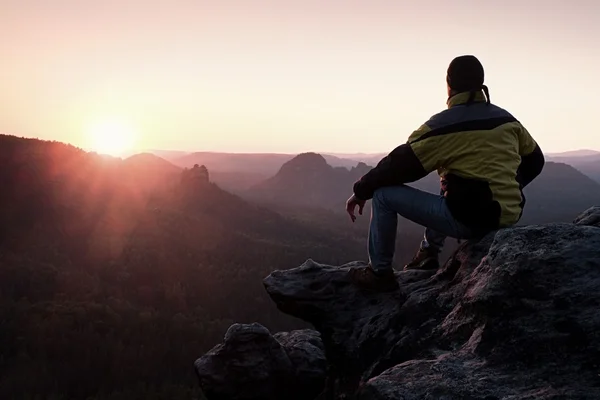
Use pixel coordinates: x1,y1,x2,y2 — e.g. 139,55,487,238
352,124,438,200
516,126,545,188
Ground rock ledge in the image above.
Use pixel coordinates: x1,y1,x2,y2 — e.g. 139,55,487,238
197,207,600,399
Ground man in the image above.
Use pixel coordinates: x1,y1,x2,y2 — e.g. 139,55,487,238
346,55,545,292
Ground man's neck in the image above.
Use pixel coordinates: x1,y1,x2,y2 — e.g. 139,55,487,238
446,90,487,108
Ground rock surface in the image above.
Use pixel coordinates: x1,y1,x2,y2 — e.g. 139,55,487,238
194,323,326,400
264,208,600,399
195,207,600,399
573,205,600,227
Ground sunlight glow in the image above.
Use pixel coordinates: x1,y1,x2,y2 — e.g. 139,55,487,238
86,118,138,156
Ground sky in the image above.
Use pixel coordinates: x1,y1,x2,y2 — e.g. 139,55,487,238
1,0,599,155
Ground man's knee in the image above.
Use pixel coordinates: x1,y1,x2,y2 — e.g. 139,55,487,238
373,185,408,206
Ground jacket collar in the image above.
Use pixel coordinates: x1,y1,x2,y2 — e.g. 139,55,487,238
447,90,486,108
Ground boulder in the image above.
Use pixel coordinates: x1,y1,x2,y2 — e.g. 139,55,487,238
273,329,327,391
573,205,600,227
194,323,326,400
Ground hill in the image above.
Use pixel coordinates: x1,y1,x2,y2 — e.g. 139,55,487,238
122,152,183,192
324,152,387,166
547,152,600,183
519,161,600,223
173,151,361,174
148,149,191,161
124,152,181,173
0,135,366,400
209,170,270,193
246,152,371,209
574,160,600,183
172,152,299,193
547,149,600,158
167,151,381,194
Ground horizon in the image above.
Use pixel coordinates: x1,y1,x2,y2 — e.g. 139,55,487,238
2,1,600,155
4,132,599,160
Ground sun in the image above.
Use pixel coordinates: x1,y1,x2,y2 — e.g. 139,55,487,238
86,118,138,156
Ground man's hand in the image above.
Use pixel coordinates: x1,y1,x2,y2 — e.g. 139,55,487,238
346,194,366,223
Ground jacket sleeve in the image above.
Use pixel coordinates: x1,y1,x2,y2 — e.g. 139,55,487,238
516,126,545,188
352,124,436,200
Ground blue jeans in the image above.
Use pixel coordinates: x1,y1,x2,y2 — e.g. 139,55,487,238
368,185,473,272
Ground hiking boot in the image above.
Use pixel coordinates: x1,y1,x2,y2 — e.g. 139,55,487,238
404,247,440,271
347,265,399,292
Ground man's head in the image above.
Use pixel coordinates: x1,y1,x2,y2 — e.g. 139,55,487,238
446,55,486,99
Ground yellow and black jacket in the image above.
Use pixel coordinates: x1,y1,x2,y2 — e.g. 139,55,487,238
353,90,545,233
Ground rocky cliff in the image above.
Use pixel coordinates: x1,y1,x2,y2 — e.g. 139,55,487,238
195,207,600,399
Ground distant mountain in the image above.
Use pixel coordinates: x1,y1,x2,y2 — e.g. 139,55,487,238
120,153,183,194
574,160,600,183
546,152,600,184
146,149,191,161
322,154,363,169
124,152,181,174
171,151,364,193
547,153,600,166
519,161,600,223
325,152,387,166
173,151,361,176
547,149,600,158
246,152,371,208
118,149,191,161
123,151,270,193
174,151,294,175
209,171,269,193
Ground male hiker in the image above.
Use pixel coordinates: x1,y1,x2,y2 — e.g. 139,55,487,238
346,55,545,292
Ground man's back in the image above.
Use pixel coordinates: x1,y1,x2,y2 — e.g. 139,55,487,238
353,88,544,234
408,91,539,229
